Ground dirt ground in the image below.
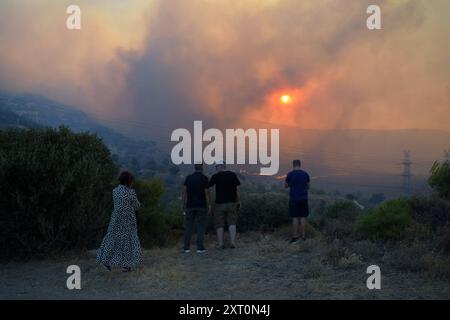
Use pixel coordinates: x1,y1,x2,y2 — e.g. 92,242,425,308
1,229,449,300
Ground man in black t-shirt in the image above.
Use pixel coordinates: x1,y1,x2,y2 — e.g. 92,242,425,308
208,161,241,249
182,163,211,254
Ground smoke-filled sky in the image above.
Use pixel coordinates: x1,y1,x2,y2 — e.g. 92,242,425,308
0,0,449,137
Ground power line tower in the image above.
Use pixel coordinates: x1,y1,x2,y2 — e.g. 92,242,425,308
401,150,412,196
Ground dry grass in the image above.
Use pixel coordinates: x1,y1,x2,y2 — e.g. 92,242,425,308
1,229,449,300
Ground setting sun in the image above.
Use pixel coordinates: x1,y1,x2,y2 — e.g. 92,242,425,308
281,94,292,104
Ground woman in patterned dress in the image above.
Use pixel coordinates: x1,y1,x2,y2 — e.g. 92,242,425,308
96,171,142,272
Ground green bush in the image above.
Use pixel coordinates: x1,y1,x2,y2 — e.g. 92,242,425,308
325,201,361,222
429,161,450,200
134,178,183,248
355,198,413,241
410,196,450,230
164,204,185,231
317,201,362,240
134,178,164,209
237,192,290,232
0,127,117,259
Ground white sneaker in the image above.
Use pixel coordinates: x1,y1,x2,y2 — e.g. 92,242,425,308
197,249,206,254
184,249,191,253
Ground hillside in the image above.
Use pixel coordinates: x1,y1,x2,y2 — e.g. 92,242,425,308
0,106,40,130
0,91,165,170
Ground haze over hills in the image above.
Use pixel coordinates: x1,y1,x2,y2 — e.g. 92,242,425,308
127,117,449,195
1,91,448,196
238,120,450,196
0,91,164,167
0,107,40,130
280,128,448,173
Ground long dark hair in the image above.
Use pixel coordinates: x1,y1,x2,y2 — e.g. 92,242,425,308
118,171,134,187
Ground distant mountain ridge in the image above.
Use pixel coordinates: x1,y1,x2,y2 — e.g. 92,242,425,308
0,91,163,165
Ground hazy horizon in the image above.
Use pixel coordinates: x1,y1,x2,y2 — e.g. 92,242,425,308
5,89,450,136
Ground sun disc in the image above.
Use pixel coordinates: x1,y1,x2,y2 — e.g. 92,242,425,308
281,94,291,104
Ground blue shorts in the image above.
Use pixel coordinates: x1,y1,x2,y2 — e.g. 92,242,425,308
289,199,309,218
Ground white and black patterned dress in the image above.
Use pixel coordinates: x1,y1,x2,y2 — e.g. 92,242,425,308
96,185,143,269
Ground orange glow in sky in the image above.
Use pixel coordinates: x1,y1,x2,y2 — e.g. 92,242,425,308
1,1,449,132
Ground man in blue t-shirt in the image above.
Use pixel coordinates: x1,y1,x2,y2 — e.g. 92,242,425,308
285,159,310,243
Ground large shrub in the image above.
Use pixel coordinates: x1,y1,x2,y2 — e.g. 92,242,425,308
0,127,117,259
429,161,450,200
134,178,184,248
355,198,413,240
325,201,361,222
238,192,290,232
310,200,361,240
410,196,450,230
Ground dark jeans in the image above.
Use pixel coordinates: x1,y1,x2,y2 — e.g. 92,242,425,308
184,208,207,250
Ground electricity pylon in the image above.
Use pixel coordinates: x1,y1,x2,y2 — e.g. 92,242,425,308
401,150,412,196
